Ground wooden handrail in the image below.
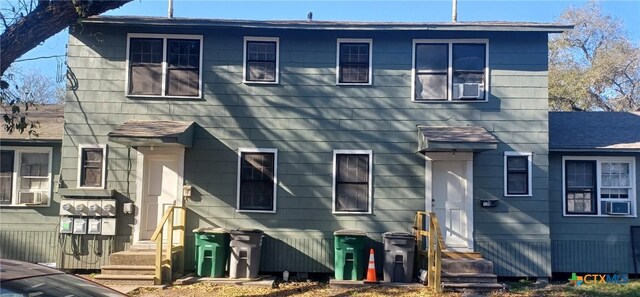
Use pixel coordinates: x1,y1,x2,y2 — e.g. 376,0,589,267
414,211,444,293
152,205,186,285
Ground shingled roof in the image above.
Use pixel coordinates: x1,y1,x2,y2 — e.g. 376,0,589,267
549,112,640,151
0,105,64,143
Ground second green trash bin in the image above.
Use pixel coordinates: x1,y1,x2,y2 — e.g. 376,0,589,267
334,229,367,280
193,227,229,278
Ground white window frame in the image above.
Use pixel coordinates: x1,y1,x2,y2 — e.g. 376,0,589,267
504,152,533,197
0,146,52,207
562,156,637,217
77,144,107,189
336,38,373,86
243,36,280,84
125,33,204,99
332,149,373,214
411,39,489,102
236,148,278,213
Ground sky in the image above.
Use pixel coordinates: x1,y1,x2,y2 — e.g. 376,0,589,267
9,0,640,82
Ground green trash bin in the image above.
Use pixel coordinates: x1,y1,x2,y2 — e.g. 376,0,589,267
334,229,367,280
193,227,229,277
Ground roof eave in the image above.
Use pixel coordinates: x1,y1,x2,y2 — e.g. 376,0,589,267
80,17,573,33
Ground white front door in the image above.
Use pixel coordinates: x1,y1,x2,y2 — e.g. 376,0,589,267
426,152,474,251
135,148,184,243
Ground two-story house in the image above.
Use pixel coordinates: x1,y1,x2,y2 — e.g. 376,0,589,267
3,16,637,282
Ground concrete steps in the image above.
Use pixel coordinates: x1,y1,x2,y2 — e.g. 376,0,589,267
93,274,156,285
100,265,155,276
439,252,502,292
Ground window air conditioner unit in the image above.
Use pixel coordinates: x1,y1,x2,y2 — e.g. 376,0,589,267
605,201,631,215
457,83,482,99
18,192,45,205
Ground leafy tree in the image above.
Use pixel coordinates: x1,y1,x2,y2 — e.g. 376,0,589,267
549,1,640,111
1,0,131,134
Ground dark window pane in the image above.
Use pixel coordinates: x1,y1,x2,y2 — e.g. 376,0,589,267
415,44,448,71
240,152,275,211
129,38,163,95
0,151,14,204
81,148,103,187
507,156,527,171
335,154,370,212
167,39,200,96
246,41,277,82
339,43,370,83
415,74,447,100
565,160,597,214
507,172,527,194
453,44,485,72
20,153,48,177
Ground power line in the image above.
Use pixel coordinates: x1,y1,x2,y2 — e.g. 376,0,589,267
14,55,65,62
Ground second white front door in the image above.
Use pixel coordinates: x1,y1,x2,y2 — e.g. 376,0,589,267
432,160,471,249
139,152,181,241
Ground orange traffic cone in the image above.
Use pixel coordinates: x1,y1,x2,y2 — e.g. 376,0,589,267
363,248,379,284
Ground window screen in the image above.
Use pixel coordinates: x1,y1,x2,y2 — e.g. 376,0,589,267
80,148,104,188
452,43,486,85
566,160,596,214
239,152,275,211
129,38,163,95
166,39,200,96
415,44,448,100
335,154,370,212
506,156,529,195
246,41,277,82
339,43,370,83
0,151,14,204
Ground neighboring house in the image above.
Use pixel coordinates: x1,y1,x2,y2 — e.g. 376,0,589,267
0,105,63,263
549,112,640,274
1,16,599,279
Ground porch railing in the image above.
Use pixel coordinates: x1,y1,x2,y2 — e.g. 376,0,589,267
414,211,445,293
151,204,186,285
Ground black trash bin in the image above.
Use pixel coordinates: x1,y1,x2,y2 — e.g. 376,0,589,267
229,229,263,279
382,232,416,283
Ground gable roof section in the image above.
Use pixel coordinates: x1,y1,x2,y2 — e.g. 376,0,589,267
0,104,64,143
549,112,640,151
83,16,572,33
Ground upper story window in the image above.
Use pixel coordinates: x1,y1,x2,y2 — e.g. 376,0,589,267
243,37,279,84
78,145,107,189
413,39,488,102
0,147,52,206
127,34,202,98
333,150,373,214
336,39,373,85
236,148,278,213
504,152,533,197
563,156,636,217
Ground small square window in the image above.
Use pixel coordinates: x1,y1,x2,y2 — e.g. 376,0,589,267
337,39,372,85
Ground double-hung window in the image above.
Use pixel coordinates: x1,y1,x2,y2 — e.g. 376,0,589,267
243,37,279,83
333,150,373,214
0,147,52,206
413,39,488,101
336,39,373,85
563,156,636,216
237,148,278,213
504,152,533,196
78,145,107,189
127,34,202,98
